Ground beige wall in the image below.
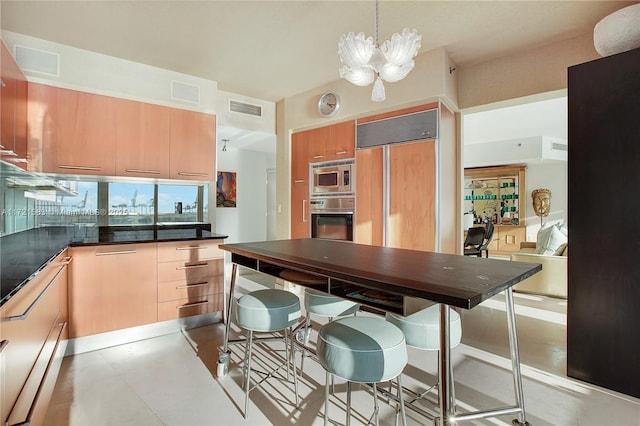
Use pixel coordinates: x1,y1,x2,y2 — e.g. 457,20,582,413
458,33,599,109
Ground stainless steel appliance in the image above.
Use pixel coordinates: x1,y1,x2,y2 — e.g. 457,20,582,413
310,197,354,241
310,159,355,197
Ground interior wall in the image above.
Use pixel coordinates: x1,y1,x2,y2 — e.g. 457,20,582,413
458,33,599,109
214,147,268,244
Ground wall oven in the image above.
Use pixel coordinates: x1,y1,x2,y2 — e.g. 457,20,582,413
310,159,355,197
310,197,354,241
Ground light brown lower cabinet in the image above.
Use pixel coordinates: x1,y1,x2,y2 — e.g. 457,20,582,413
69,244,158,338
494,225,526,255
156,240,225,322
1,249,70,426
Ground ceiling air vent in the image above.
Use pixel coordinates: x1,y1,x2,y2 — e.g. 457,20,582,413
171,80,200,104
229,100,262,117
14,45,60,77
552,142,568,151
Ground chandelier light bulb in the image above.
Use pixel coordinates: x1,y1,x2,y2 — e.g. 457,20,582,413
338,1,421,101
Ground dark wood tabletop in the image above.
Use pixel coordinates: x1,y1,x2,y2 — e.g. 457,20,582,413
220,238,541,309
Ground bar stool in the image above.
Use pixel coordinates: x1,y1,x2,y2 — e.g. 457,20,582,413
278,270,359,368
317,316,409,426
235,288,302,418
385,304,462,413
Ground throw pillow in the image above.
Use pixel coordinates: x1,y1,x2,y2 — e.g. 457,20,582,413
541,225,568,256
535,223,555,254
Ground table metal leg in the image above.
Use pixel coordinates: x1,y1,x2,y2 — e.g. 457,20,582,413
505,287,529,426
217,262,238,377
438,304,452,426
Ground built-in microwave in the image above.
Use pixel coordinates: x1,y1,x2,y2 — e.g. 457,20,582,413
309,159,355,197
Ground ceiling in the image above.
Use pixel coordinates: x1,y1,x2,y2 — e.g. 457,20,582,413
0,1,633,153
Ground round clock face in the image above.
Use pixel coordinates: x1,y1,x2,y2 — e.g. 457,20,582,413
318,92,340,117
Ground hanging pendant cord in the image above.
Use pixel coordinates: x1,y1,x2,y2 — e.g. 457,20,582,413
375,0,380,47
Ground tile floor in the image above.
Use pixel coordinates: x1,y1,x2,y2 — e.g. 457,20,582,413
44,271,640,426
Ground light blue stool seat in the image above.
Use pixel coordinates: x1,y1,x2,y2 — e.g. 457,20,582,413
304,288,360,317
385,304,462,350
236,288,301,331
385,304,463,418
317,316,408,426
235,289,301,418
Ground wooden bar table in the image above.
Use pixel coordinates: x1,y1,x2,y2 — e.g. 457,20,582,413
218,238,540,426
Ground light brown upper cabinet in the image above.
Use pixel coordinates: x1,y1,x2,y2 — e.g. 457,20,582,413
1,41,28,169
327,120,355,160
169,109,216,181
28,82,117,176
307,125,331,163
306,121,355,163
115,99,171,178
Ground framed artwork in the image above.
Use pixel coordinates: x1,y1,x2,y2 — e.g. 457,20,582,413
216,171,237,207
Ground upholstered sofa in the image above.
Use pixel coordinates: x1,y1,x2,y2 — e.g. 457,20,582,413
511,241,567,298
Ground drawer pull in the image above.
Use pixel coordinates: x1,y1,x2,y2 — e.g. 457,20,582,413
125,168,161,174
177,263,208,270
312,155,325,159
4,265,66,322
95,250,137,256
336,150,348,155
177,300,208,309
176,246,209,250
177,172,209,177
176,282,209,289
58,165,102,171
294,179,305,183
0,339,8,353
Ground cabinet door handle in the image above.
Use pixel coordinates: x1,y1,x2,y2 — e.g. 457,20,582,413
3,264,66,322
177,300,208,309
335,151,348,155
177,172,209,177
125,169,161,174
312,155,325,159
176,263,208,270
176,246,208,250
58,165,102,171
95,250,137,256
294,179,305,184
0,340,8,353
176,282,209,289
303,199,308,222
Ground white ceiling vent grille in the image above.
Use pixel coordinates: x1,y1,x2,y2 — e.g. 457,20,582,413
171,80,200,104
229,100,262,117
552,142,568,151
14,45,60,77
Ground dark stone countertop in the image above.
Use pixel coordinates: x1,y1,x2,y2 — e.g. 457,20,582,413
1,224,227,307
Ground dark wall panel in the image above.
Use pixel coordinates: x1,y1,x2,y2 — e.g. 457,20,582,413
567,47,640,398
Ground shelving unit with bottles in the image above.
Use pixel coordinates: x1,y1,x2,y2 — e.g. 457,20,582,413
464,165,527,226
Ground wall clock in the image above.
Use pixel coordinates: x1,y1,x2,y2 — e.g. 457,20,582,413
318,92,340,117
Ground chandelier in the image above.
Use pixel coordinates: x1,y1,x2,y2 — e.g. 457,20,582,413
338,0,421,102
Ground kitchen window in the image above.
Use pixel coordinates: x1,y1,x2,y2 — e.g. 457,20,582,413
33,181,208,228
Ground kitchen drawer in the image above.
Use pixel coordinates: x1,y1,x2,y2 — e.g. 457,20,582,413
157,294,223,322
1,250,69,424
157,258,223,283
157,276,223,303
6,322,66,426
157,240,224,262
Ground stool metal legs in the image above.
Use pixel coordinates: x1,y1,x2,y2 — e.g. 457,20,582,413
324,374,408,426
242,326,299,418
